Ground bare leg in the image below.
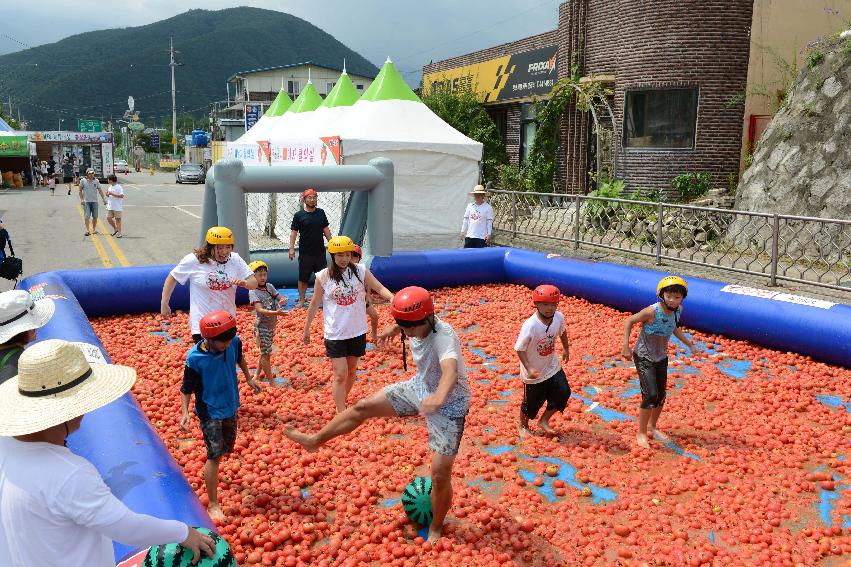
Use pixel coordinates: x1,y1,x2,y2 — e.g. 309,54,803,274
295,281,308,307
204,457,224,520
285,390,397,451
368,306,379,342
330,357,350,413
636,408,652,449
83,217,92,235
91,216,99,234
107,216,116,233
648,406,667,440
345,356,359,396
518,410,533,438
427,453,456,542
538,409,558,436
115,216,123,236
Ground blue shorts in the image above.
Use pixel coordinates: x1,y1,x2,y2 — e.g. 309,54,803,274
82,201,99,219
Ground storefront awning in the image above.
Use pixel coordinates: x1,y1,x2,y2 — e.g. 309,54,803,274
0,135,28,157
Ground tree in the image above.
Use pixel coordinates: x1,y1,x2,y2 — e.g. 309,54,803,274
421,89,507,183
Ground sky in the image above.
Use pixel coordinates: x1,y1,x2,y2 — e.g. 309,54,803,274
1,0,562,84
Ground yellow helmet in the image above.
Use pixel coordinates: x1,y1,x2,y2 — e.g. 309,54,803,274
248,260,268,272
327,235,356,254
657,275,688,297
205,226,234,245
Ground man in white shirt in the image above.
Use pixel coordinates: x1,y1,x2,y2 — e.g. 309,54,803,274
105,174,125,237
0,340,214,567
459,184,494,248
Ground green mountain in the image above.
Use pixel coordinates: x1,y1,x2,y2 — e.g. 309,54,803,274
0,8,379,129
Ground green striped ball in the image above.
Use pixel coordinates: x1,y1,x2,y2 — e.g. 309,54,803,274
142,527,236,567
401,476,433,527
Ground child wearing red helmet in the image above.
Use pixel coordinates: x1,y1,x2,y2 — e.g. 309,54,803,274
286,286,470,543
179,310,261,520
515,284,571,437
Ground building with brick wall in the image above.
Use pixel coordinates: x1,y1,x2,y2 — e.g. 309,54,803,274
424,0,760,195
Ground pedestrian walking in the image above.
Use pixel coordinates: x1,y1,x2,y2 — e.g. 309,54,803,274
78,168,107,237
288,188,332,308
105,174,125,237
459,185,494,248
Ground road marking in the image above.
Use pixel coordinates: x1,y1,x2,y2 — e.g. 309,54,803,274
76,205,113,268
173,206,201,219
101,232,132,267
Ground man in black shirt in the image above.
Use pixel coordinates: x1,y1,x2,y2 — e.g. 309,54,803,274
289,189,332,308
0,220,10,261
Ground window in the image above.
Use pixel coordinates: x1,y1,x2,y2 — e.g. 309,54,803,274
327,82,336,94
355,84,364,91
624,88,698,149
287,80,300,96
489,109,508,147
519,103,537,162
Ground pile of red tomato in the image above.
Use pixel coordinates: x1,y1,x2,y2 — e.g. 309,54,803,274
91,283,851,566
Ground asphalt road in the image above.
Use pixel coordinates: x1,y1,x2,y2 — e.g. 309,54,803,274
0,171,205,288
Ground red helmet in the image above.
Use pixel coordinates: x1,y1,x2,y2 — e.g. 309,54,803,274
199,311,237,339
302,188,317,198
390,286,434,321
352,244,363,257
533,284,561,304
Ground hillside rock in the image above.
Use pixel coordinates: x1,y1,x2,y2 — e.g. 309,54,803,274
735,36,850,221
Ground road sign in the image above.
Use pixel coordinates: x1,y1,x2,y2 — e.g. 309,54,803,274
171,137,177,145
78,119,102,132
244,104,261,130
150,133,160,148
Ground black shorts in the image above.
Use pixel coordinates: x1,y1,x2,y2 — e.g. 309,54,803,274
464,237,487,248
324,333,367,359
200,416,237,460
521,368,571,419
633,353,668,409
63,176,73,183
298,252,327,283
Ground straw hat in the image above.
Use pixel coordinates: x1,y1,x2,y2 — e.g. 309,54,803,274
469,185,487,195
0,339,136,436
0,291,55,343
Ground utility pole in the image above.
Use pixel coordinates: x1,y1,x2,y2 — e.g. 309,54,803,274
7,96,11,117
170,36,178,156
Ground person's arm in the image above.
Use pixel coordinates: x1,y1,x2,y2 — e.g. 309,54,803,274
460,206,470,238
233,274,258,290
231,257,258,290
237,341,260,392
180,365,196,430
252,301,279,316
323,226,333,241
363,269,393,302
672,311,697,356
303,277,324,344
622,306,656,359
161,274,178,318
420,357,458,416
484,204,494,242
559,327,570,363
289,229,298,260
78,183,84,202
97,183,107,204
376,323,401,348
516,349,539,381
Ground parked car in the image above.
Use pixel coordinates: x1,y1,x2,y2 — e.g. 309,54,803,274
113,160,129,174
175,163,205,184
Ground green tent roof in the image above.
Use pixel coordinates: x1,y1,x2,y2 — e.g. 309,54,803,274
264,89,292,117
286,82,322,113
359,58,420,103
321,72,360,108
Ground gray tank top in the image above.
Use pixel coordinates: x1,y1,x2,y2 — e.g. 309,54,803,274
634,303,679,362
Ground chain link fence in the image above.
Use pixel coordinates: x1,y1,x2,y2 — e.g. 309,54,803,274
245,192,351,250
490,189,851,292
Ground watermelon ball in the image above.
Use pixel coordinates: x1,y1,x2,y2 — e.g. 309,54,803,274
401,476,433,527
143,527,236,567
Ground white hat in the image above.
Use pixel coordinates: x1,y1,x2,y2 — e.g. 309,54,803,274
86,168,95,174
0,340,136,436
469,185,487,194
0,291,55,343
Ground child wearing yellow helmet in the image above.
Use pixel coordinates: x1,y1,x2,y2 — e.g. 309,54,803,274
621,275,697,449
247,260,287,383
303,235,394,413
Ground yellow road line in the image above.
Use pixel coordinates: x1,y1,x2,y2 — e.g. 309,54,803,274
101,232,132,267
76,205,113,268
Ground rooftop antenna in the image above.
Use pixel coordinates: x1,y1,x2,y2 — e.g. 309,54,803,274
307,67,312,84
342,58,347,74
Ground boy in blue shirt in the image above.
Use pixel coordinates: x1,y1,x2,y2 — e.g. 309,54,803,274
180,310,261,520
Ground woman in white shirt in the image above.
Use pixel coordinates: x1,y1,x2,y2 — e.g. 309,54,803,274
459,184,494,248
303,236,393,413
160,226,257,343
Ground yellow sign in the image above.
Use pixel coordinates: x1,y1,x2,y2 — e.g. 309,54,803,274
423,45,558,103
171,137,177,145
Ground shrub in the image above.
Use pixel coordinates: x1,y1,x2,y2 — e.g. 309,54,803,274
671,172,711,202
586,178,625,231
806,49,824,69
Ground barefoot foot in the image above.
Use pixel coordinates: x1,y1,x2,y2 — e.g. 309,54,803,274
426,525,443,543
538,421,557,436
648,428,669,442
636,433,651,449
518,425,534,439
207,503,225,521
284,425,319,452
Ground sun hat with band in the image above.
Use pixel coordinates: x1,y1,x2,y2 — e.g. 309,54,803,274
0,339,136,436
469,185,487,195
0,290,55,344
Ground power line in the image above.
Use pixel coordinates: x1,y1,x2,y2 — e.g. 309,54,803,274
0,32,32,50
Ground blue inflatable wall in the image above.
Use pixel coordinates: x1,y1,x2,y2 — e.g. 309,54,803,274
18,247,851,562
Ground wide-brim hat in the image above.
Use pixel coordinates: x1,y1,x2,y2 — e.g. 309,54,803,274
0,339,136,436
0,291,55,343
469,185,487,195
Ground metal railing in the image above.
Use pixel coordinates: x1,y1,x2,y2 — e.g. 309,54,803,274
489,189,851,292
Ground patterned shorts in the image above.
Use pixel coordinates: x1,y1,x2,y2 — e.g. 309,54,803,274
384,380,467,456
200,416,237,460
254,322,276,355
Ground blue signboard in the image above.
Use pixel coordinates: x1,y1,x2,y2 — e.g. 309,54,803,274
244,104,261,131
150,133,160,148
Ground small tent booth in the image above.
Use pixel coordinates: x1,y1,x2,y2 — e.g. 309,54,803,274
228,59,483,250
0,125,31,188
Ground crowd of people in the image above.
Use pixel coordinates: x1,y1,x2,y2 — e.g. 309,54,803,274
0,184,697,565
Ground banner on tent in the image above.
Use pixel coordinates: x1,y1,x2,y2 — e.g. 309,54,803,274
226,136,341,167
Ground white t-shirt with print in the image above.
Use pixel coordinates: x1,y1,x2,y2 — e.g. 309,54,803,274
409,318,470,418
106,183,124,211
169,251,252,334
514,311,565,384
0,437,187,567
316,262,367,340
461,202,494,239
